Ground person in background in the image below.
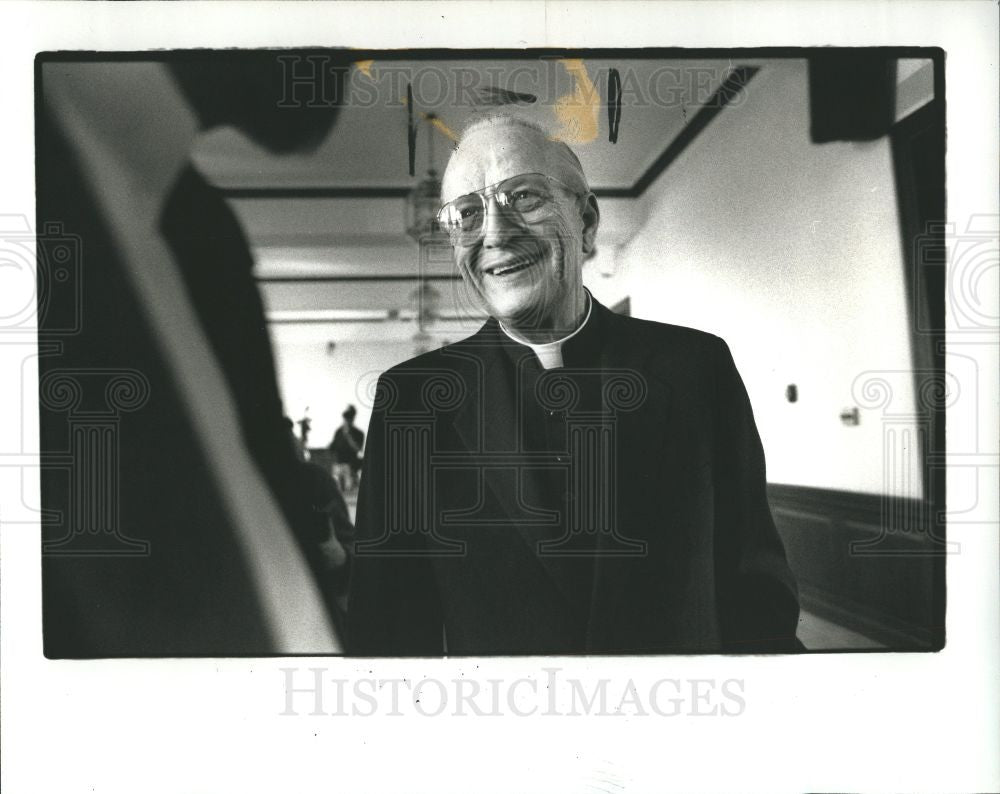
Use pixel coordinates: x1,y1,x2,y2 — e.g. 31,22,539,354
300,460,355,627
285,416,307,462
329,404,365,491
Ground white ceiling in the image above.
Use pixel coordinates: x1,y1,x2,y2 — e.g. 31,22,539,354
196,57,743,190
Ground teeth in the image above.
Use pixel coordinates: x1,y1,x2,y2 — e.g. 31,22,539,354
490,261,530,276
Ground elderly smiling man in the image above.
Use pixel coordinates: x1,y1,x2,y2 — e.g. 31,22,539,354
347,114,800,655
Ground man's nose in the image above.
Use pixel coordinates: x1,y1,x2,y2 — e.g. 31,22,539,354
480,194,520,248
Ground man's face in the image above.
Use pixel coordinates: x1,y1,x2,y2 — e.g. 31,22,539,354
441,126,596,334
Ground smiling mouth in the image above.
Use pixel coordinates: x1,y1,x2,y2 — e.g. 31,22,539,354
484,259,534,277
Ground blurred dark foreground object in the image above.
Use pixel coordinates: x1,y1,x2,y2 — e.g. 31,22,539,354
39,53,348,656
808,54,896,142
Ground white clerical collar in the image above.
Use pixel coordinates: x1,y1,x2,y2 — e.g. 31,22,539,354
499,291,593,370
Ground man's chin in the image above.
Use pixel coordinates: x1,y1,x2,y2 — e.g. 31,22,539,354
485,295,538,327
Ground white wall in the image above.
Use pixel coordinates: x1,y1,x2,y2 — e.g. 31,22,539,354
587,60,921,498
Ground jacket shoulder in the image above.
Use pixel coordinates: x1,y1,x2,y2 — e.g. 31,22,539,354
612,313,724,356
374,327,495,401
370,334,487,416
379,332,485,378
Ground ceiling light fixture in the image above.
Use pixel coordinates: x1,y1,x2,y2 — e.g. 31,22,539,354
405,113,445,242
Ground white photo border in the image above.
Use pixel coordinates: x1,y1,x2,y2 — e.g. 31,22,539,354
1,2,997,792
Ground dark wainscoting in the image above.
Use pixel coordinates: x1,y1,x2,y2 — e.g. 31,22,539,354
767,484,945,651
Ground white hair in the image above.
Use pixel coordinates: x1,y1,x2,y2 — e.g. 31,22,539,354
451,111,590,194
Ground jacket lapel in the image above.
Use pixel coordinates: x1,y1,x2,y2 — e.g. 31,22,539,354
450,321,593,606
449,321,552,517
448,304,674,646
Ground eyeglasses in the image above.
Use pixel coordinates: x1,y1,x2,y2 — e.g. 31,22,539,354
436,172,583,247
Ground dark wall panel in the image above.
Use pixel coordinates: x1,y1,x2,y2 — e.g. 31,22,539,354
769,483,944,650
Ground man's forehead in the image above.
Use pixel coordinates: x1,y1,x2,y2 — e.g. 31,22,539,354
442,126,552,199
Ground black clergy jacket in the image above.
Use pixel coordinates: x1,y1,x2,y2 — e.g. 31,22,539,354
347,296,800,655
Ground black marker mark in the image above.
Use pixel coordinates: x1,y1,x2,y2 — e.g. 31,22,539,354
407,82,416,177
608,68,622,144
474,86,538,106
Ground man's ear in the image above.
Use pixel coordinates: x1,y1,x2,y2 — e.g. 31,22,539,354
580,193,600,254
